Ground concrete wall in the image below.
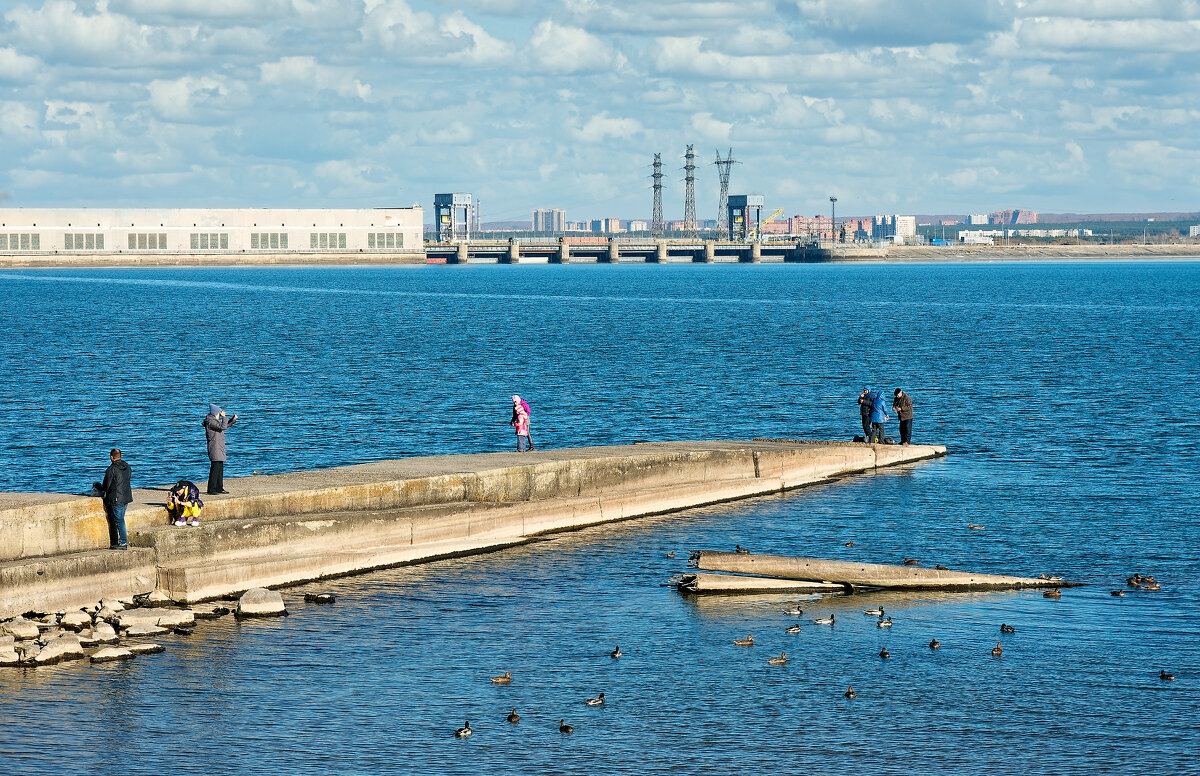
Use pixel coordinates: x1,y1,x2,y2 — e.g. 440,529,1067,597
0,440,946,617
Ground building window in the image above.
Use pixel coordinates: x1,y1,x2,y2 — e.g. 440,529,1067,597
220,233,228,249
311,233,319,249
64,234,73,250
193,234,201,250
137,233,147,250
150,233,160,250
367,233,375,249
319,233,328,249
5,233,42,250
130,234,138,250
21,234,31,250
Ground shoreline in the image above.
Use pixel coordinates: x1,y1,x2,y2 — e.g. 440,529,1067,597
0,243,1197,269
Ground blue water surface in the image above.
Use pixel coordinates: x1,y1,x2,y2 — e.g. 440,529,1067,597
1,262,1198,775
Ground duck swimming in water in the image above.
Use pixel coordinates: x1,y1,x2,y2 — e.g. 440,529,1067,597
454,721,473,738
735,544,750,554
967,523,985,530
813,615,835,625
783,604,804,616
992,642,1004,657
767,652,787,665
844,686,857,699
491,671,512,684
879,647,890,659
877,617,893,628
610,645,623,659
845,541,855,547
559,719,574,734
1000,623,1015,634
929,638,941,649
1111,590,1125,597
733,635,755,646
1160,670,1175,681
903,557,920,565
585,693,605,706
863,607,884,617
785,624,802,634
506,709,520,723
1043,588,1062,599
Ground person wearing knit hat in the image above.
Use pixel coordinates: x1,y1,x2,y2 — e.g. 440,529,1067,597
510,394,533,452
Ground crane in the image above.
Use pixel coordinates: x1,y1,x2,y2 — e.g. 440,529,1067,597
750,207,785,240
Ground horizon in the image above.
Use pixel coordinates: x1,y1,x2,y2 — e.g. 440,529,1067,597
1,2,1198,220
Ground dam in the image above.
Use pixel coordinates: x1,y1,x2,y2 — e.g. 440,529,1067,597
0,439,945,619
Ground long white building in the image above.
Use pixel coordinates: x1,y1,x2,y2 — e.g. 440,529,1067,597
0,207,424,256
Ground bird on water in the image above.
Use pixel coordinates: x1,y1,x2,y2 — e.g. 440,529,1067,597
1044,588,1062,599
813,615,835,625
785,624,802,634
506,709,520,723
845,541,855,547
877,617,893,628
992,642,1004,656
735,544,750,554
903,557,920,565
879,647,890,659
1160,670,1175,681
783,604,804,616
767,652,788,665
666,552,676,558
733,635,755,646
1111,590,1125,597
863,606,884,617
929,638,941,650
491,671,512,684
844,686,857,699
585,693,606,706
559,719,574,734
1000,623,1016,634
454,721,472,738
610,645,623,659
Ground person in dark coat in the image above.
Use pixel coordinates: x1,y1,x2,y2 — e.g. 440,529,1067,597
203,403,238,495
893,389,914,444
99,448,133,549
857,387,872,440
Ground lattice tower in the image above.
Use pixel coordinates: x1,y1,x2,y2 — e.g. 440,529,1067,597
651,153,665,236
682,145,697,235
713,148,738,239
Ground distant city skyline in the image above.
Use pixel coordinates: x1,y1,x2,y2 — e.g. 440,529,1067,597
1,1,1197,219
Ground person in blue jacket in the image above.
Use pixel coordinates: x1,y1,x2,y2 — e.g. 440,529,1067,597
867,388,890,443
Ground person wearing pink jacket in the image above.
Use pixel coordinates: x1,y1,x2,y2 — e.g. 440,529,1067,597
511,394,532,452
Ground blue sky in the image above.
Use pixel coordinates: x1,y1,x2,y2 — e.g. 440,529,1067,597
1,0,1198,222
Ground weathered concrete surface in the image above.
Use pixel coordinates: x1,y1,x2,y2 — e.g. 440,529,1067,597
676,573,843,594
1,440,945,617
692,551,1068,590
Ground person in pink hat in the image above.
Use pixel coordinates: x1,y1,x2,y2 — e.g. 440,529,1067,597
510,394,533,452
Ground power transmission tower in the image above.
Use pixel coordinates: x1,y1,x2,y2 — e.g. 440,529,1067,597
651,153,664,236
682,145,697,235
713,148,738,239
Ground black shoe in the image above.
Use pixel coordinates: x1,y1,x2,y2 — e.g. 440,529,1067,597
217,490,230,494
112,544,129,551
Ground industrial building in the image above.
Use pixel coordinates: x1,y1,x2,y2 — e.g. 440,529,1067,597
0,207,424,256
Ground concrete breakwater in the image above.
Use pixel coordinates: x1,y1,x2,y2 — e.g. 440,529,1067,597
0,439,946,620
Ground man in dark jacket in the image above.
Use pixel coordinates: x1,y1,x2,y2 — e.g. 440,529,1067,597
857,386,872,440
100,448,133,549
204,403,238,495
893,389,914,444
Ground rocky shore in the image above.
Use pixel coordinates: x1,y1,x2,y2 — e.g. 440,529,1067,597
0,586,295,668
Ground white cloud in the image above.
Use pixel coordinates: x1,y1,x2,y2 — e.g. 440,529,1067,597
690,112,732,142
525,20,623,74
260,56,371,100
575,111,643,142
1011,17,1200,52
147,75,244,122
0,47,41,81
417,121,473,145
0,100,41,141
4,0,199,66
361,0,514,66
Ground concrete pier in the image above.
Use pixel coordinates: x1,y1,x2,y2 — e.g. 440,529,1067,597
0,440,945,618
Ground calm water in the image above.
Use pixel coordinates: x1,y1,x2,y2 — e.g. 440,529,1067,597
1,262,1198,775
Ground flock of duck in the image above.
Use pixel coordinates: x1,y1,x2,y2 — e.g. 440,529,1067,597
453,646,623,738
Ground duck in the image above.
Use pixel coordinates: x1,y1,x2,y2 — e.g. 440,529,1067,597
783,604,804,616
967,523,985,530
506,709,520,723
935,564,950,571
845,541,855,547
903,557,920,566
1043,588,1062,599
559,719,574,734
767,652,788,665
929,638,941,650
735,544,751,554
991,642,1003,657
876,617,893,628
863,607,885,617
1110,590,1125,597
879,647,890,659
584,692,606,706
844,686,857,699
454,721,473,738
491,671,513,684
1141,581,1162,591
1000,623,1015,634
785,624,802,634
666,552,676,558
610,645,623,659
813,615,835,626
1160,670,1175,681
733,635,755,646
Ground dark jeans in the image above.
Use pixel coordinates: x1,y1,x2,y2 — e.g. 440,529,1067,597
861,414,871,439
899,418,913,444
869,422,885,443
516,435,530,452
105,502,128,547
207,460,225,493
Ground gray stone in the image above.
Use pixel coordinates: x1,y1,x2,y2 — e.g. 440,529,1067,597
126,642,165,655
60,610,93,631
32,633,86,665
146,590,173,604
117,608,195,629
124,623,168,637
236,588,287,618
92,622,119,644
0,634,13,648
100,598,126,612
96,607,119,622
90,647,135,663
0,648,19,666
